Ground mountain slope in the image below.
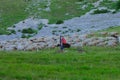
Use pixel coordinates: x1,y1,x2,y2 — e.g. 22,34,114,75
0,0,29,34
0,0,120,40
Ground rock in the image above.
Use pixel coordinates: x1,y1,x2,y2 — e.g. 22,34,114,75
16,44,25,50
107,40,117,46
0,33,120,51
109,32,119,36
100,32,108,36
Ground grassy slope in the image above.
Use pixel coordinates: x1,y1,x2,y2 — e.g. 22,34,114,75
0,1,120,80
102,26,120,33
94,26,120,36
30,0,95,24
0,46,120,80
0,0,29,34
0,0,95,34
0,0,119,34
100,0,117,9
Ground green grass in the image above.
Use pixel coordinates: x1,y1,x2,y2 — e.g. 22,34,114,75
0,0,30,34
100,0,120,10
0,46,120,80
27,0,95,24
92,9,110,14
100,0,116,9
102,26,120,33
91,26,120,37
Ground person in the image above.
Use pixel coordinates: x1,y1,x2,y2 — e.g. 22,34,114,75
57,36,70,51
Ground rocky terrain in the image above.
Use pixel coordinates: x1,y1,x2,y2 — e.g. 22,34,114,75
0,32,119,51
0,10,120,41
0,0,120,50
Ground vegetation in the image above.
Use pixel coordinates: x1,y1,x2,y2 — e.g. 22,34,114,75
100,0,120,11
0,29,10,35
21,34,33,38
9,30,16,34
27,0,95,24
92,9,110,14
38,23,44,30
0,46,120,80
102,26,120,33
91,26,120,37
56,20,64,24
116,0,120,10
76,29,81,32
0,0,94,34
22,28,38,34
0,29,16,35
0,0,120,35
0,0,29,34
100,0,116,9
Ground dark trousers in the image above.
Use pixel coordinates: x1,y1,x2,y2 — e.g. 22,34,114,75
62,43,71,48
57,43,71,48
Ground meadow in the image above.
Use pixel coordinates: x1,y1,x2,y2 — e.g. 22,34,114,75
0,46,120,80
0,1,120,79
0,0,29,34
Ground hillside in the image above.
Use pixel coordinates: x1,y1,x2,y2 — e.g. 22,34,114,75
0,0,120,40
0,1,120,79
0,0,29,34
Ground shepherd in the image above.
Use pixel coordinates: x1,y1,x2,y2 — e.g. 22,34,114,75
57,36,71,51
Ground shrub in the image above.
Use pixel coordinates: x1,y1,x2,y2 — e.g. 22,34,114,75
78,0,83,2
10,30,16,34
22,28,37,34
62,30,68,34
38,23,43,30
5,29,16,35
52,30,57,35
116,0,120,10
52,32,55,35
38,26,42,30
52,30,57,33
18,30,21,32
62,26,67,28
77,29,81,32
56,20,64,24
92,9,110,14
58,30,61,32
112,10,117,14
12,25,16,28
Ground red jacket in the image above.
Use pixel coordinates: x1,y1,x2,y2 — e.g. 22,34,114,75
61,37,66,44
